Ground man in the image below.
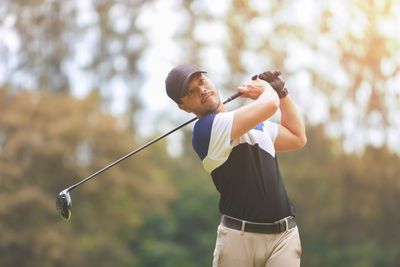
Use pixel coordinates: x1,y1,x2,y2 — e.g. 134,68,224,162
165,64,306,267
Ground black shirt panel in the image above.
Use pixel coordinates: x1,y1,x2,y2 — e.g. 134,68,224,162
211,143,295,223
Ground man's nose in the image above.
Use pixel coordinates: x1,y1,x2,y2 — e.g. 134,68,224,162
200,87,207,95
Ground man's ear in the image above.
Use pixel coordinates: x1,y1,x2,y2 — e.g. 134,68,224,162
178,103,191,113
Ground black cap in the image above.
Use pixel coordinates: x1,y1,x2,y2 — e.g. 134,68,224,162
165,64,207,104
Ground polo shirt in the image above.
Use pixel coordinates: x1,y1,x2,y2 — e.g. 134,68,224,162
192,112,295,223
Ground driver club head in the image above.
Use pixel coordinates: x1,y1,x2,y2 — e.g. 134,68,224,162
56,189,72,221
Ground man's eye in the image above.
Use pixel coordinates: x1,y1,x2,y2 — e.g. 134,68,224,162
199,79,205,84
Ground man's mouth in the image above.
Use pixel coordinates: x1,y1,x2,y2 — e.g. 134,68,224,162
202,92,213,104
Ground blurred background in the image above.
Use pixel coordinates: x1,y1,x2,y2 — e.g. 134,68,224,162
1,0,399,266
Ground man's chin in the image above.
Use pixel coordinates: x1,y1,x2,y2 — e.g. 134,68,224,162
201,101,221,116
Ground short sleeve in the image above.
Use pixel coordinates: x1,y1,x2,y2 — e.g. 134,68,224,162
263,121,279,143
202,112,234,174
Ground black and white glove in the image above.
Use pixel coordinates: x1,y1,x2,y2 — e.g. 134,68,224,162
252,70,288,99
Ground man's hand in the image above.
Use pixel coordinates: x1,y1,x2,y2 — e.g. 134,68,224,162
232,78,280,141
253,71,288,99
237,78,276,100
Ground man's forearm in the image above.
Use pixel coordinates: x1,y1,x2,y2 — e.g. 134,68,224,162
279,95,306,143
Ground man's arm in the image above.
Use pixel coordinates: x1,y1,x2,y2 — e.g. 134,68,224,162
231,78,280,141
255,70,306,151
274,95,307,151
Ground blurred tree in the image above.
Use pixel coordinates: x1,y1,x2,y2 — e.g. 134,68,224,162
0,85,175,266
1,0,151,117
307,0,400,148
129,123,400,267
132,129,220,267
279,125,400,266
173,0,400,150
2,0,399,149
0,85,399,266
1,0,400,266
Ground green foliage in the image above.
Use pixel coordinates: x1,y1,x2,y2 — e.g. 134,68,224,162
131,137,220,267
1,87,400,266
306,236,394,267
0,86,175,266
1,0,400,266
279,125,400,266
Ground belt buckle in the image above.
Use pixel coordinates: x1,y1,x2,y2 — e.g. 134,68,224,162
278,217,289,232
284,218,289,231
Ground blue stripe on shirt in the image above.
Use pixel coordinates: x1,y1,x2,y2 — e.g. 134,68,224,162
254,122,264,132
192,113,217,160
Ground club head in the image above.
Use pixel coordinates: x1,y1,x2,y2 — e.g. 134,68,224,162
56,189,72,221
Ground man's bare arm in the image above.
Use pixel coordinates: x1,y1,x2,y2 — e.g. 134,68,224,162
231,79,280,141
274,95,307,151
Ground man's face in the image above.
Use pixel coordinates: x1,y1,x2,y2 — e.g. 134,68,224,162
178,73,222,117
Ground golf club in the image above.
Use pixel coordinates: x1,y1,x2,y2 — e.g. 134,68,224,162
56,92,242,221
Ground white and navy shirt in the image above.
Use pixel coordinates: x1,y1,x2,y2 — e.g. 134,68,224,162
192,111,295,223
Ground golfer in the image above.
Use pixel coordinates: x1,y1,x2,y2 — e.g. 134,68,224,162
166,64,306,267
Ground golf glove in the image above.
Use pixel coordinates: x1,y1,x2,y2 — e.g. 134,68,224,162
252,71,288,99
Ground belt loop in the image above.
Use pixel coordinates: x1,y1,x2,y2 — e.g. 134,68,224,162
241,220,246,235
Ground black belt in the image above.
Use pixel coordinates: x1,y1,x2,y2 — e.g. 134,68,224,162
221,215,296,234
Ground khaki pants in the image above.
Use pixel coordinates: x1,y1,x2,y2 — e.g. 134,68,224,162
213,224,302,267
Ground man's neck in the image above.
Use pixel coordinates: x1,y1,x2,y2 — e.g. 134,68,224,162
197,103,227,118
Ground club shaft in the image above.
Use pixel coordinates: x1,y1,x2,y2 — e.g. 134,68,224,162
67,92,242,191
